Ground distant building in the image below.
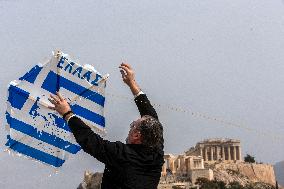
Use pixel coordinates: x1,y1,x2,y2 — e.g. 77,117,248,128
161,138,242,183
162,153,213,183
186,138,242,163
162,154,204,176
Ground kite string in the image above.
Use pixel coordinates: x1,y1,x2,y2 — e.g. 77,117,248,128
105,92,284,143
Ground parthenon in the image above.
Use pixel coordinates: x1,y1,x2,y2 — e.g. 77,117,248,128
160,138,242,183
185,138,242,163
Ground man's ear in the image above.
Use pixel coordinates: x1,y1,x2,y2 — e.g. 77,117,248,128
133,132,142,141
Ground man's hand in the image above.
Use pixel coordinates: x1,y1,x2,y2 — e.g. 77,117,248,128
119,63,141,95
119,63,136,86
48,92,71,116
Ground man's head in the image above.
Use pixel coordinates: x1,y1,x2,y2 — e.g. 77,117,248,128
126,115,163,149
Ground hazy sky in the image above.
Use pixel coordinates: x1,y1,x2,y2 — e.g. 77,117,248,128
0,0,284,188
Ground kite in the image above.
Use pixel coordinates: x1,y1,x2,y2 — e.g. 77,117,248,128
5,50,108,168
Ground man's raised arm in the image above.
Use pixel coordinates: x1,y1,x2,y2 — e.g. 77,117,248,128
119,63,158,120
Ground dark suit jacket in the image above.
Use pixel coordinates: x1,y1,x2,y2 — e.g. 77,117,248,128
68,94,164,189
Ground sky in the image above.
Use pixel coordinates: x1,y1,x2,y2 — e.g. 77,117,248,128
0,0,284,188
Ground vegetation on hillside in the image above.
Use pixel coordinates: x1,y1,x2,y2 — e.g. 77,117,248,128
195,177,275,189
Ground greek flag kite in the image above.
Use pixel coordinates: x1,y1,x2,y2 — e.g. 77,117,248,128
5,51,108,167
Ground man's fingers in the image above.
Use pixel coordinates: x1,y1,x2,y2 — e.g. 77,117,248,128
56,92,64,101
48,98,57,105
120,69,126,77
121,63,132,69
50,94,60,102
120,71,127,81
120,69,126,79
119,65,131,75
48,105,55,110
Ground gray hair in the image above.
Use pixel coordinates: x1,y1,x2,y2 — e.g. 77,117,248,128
139,115,164,149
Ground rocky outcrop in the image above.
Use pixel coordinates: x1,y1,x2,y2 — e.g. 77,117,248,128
78,162,277,189
77,171,102,189
214,162,276,186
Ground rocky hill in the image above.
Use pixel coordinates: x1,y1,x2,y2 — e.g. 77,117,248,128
79,162,279,189
158,162,278,189
213,162,276,186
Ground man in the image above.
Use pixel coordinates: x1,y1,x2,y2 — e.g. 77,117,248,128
48,63,164,189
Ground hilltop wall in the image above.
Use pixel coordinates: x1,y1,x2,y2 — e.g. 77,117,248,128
214,162,276,186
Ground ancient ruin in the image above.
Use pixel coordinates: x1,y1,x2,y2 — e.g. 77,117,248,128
161,138,242,183
161,153,213,183
186,138,242,163
162,154,204,176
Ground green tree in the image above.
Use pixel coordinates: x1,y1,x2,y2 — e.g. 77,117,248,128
216,181,227,189
228,181,244,189
243,183,254,189
195,178,227,189
244,154,255,163
195,177,210,186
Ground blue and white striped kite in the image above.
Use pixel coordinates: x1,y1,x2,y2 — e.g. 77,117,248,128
5,51,108,167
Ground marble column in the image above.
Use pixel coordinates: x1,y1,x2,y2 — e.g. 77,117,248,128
162,162,167,176
170,159,175,173
210,147,214,161
216,146,220,160
204,147,208,161
201,159,204,169
233,146,237,161
228,146,231,161
222,146,225,161
176,159,180,172
180,157,185,174
238,146,242,161
200,147,203,157
189,157,194,169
